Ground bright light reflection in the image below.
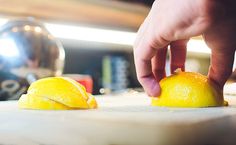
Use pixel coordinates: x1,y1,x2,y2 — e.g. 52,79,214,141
24,25,31,31
0,38,20,57
34,26,42,33
45,23,136,45
12,27,18,32
0,17,211,54
0,18,7,26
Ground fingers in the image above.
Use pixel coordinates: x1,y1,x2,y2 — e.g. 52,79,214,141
134,17,169,97
208,49,235,89
134,45,161,97
169,40,188,74
152,47,168,82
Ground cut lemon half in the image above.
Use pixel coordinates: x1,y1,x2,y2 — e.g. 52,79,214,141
18,77,98,110
152,71,227,108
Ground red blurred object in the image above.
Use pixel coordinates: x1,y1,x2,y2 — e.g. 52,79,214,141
62,74,93,94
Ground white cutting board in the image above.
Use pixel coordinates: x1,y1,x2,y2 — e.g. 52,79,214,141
0,93,236,145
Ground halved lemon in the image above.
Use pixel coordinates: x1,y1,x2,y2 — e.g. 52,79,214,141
152,71,227,107
18,77,98,110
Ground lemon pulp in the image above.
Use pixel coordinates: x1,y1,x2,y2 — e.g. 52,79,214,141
152,71,227,107
18,77,98,110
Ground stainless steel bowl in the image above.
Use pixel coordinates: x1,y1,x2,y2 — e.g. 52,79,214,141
0,18,65,100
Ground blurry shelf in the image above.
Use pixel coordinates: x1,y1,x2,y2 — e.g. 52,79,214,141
0,0,149,31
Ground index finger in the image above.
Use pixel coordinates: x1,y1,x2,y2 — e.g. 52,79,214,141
134,21,169,97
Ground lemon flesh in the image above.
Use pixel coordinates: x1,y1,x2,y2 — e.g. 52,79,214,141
18,77,98,110
152,71,227,108
19,94,70,110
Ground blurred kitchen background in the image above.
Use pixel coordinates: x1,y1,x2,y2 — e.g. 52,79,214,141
0,0,230,100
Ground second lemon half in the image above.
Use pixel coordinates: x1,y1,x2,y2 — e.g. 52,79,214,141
152,71,227,108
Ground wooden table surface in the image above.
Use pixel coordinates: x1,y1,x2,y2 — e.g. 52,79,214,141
0,93,236,145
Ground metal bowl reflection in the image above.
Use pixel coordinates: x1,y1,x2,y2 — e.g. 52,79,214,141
0,18,65,100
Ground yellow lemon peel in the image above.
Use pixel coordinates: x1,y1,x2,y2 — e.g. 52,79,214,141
18,77,98,110
87,93,98,109
151,71,227,108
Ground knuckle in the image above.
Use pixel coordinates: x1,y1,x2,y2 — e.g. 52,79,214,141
197,0,224,24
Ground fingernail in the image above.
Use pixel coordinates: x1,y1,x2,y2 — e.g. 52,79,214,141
148,83,161,97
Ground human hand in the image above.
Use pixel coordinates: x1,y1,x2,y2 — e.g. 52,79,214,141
134,0,236,97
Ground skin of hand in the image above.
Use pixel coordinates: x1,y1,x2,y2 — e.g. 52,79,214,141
134,0,236,97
